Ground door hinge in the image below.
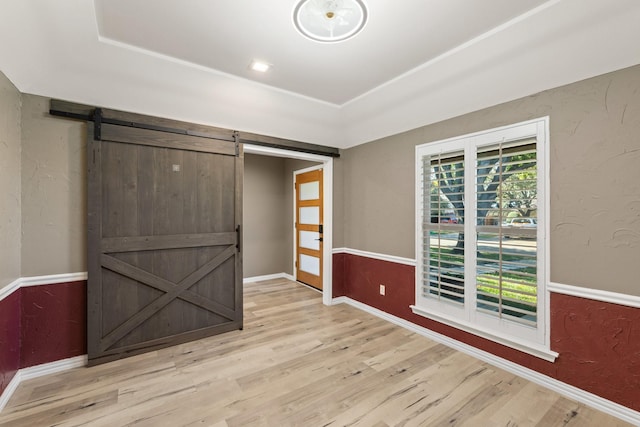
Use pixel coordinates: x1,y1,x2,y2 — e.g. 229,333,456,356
236,225,241,252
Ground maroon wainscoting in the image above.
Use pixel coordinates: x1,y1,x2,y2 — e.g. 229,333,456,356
332,252,347,297
334,252,640,412
551,293,640,410
0,290,21,397
20,281,87,368
342,253,415,313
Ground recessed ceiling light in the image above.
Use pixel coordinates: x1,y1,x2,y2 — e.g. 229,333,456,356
293,0,368,43
250,60,271,73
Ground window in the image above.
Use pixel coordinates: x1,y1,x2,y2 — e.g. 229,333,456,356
412,118,556,361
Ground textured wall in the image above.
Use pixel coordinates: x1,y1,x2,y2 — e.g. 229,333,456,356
341,64,640,296
342,128,422,258
17,96,322,280
20,281,86,368
243,154,289,277
331,156,344,249
0,280,86,398
20,95,87,276
0,71,21,290
0,292,20,399
550,293,640,410
243,155,320,278
549,67,640,292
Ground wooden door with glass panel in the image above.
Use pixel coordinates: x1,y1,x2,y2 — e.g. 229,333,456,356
295,169,323,290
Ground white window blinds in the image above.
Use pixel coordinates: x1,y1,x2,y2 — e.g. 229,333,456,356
422,153,465,305
475,142,538,327
413,117,554,361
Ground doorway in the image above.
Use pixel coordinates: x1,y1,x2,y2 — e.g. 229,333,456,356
295,167,324,290
244,145,334,304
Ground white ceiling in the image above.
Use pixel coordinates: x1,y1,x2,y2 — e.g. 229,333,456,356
1,0,640,149
95,0,550,105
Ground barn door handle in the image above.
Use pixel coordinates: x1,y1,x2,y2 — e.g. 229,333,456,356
236,225,241,252
315,237,323,242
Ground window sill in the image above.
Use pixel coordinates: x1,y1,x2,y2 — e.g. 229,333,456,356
410,305,558,362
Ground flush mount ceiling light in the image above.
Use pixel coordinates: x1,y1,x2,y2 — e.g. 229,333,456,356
293,0,368,43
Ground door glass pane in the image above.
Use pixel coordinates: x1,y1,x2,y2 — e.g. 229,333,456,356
300,181,320,200
299,206,320,224
300,230,320,250
300,254,320,276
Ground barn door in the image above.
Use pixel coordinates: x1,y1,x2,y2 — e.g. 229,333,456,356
87,119,243,366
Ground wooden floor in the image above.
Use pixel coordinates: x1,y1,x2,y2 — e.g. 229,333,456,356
0,279,630,427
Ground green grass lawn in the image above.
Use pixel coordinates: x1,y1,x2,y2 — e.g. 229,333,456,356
429,246,537,305
476,275,537,304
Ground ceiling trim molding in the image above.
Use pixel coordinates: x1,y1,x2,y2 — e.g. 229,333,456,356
96,35,343,109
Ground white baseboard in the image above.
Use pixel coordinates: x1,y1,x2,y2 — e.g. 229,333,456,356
0,355,87,413
20,355,88,381
243,273,295,284
332,296,640,425
0,370,21,413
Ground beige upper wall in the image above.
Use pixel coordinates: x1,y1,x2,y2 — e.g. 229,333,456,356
342,128,423,258
15,93,322,280
20,94,86,276
0,71,22,289
341,63,640,296
8,64,640,294
243,155,320,278
243,154,289,278
332,156,344,249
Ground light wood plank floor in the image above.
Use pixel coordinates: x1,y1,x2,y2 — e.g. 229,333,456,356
0,279,630,427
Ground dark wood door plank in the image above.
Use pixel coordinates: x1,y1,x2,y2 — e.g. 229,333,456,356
99,246,236,351
102,124,236,156
87,120,242,365
102,232,236,253
100,254,237,320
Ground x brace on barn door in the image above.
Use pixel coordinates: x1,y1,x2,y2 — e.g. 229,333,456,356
98,245,237,353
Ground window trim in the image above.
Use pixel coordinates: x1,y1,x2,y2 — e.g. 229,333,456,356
411,117,557,362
